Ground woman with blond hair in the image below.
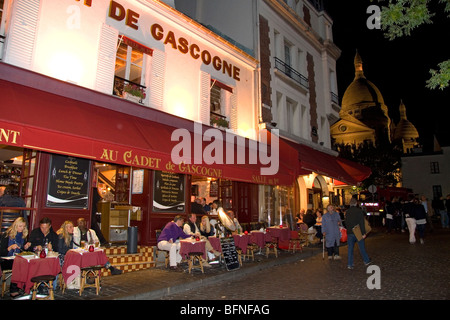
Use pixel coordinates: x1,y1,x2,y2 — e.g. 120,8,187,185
57,220,75,258
0,217,31,297
199,215,215,237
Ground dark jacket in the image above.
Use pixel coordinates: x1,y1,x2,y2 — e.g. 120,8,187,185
57,234,75,256
200,225,215,238
345,206,366,235
411,203,427,220
28,227,59,252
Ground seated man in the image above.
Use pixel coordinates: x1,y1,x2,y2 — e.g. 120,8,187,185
73,217,99,246
28,217,60,253
157,215,190,270
73,217,122,275
184,213,221,263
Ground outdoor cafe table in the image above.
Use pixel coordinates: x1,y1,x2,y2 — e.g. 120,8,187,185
267,226,291,241
61,248,108,284
233,234,251,254
207,236,222,253
11,255,61,294
249,230,272,249
267,226,291,249
179,239,207,260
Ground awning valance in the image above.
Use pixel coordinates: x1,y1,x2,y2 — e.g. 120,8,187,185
0,63,294,186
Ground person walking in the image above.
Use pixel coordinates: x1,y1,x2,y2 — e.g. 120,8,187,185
420,195,434,233
402,194,417,244
412,198,427,244
321,204,342,260
345,198,372,269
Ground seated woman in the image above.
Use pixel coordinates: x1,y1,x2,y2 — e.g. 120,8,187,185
57,219,122,276
57,220,76,265
199,215,216,238
0,217,31,297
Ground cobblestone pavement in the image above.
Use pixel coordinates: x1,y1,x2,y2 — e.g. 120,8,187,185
163,226,450,300
3,225,449,302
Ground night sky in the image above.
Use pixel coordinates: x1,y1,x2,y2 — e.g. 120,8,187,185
323,0,450,149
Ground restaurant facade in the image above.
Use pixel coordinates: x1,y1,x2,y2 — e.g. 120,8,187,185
0,0,369,251
0,0,304,246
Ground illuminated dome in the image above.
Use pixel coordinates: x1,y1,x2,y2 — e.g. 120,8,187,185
394,100,419,141
341,52,388,117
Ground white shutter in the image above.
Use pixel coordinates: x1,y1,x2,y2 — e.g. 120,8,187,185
149,49,165,109
4,0,40,69
199,71,210,124
230,90,238,130
95,23,118,94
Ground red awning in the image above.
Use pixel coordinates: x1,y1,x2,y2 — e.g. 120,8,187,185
0,64,294,185
281,138,371,185
335,157,372,183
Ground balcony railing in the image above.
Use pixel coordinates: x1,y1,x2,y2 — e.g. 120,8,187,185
274,57,309,89
330,92,339,105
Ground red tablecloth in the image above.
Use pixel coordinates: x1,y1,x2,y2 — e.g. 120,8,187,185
208,236,222,253
179,239,206,260
267,227,291,241
11,256,61,293
233,234,250,254
62,249,108,284
250,231,272,249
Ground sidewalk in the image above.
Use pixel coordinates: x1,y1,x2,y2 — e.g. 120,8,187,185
45,242,324,300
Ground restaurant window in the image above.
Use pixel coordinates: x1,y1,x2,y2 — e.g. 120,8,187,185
113,36,151,103
259,185,296,229
210,80,232,129
20,149,38,208
96,163,130,204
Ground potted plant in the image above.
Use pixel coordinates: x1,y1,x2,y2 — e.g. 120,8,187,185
123,83,146,103
210,116,229,129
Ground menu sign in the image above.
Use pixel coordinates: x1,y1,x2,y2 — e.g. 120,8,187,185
46,155,91,208
152,171,185,212
220,237,240,271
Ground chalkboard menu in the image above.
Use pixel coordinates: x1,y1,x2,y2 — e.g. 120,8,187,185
220,237,240,271
46,155,91,209
152,171,185,212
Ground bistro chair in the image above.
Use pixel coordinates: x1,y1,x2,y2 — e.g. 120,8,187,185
298,223,310,247
265,237,278,258
235,248,243,266
58,273,66,294
1,269,12,298
288,230,302,253
187,252,204,274
79,265,103,295
30,275,55,300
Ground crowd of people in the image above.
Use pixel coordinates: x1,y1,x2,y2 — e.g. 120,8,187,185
157,212,225,270
0,216,122,298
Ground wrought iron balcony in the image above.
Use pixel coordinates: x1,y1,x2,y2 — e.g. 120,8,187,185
274,57,309,89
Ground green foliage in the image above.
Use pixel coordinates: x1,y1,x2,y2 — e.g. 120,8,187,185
374,0,450,89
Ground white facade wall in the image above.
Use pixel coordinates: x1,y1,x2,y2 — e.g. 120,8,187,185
174,0,340,147
1,0,259,139
402,147,450,200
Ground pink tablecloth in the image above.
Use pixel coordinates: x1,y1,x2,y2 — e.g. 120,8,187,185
179,239,206,260
250,231,272,249
62,249,108,284
208,236,222,253
233,234,251,254
11,256,61,293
